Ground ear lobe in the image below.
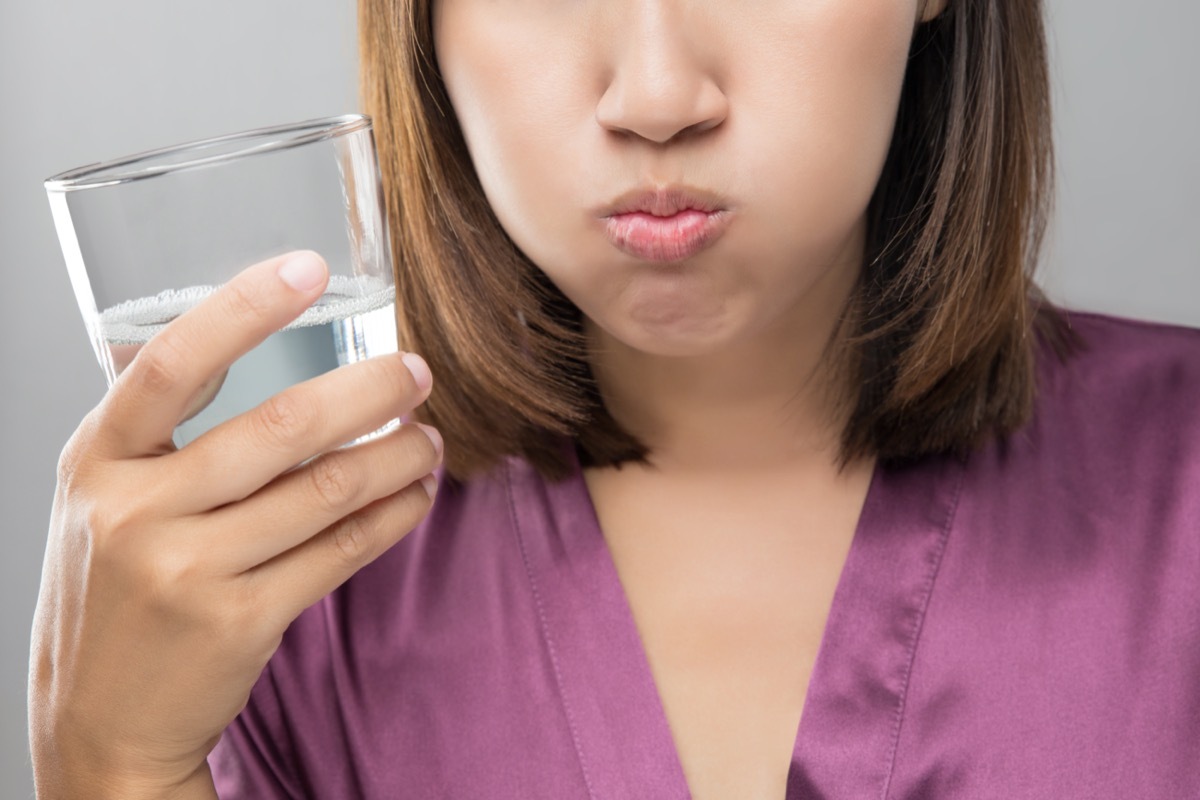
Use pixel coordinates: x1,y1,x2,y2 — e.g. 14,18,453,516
919,0,950,23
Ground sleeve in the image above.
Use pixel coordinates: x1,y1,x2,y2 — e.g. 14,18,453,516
207,660,304,799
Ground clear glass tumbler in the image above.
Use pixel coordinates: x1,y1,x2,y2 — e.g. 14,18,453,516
45,114,398,447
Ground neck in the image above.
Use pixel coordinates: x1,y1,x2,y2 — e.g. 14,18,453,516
584,228,865,476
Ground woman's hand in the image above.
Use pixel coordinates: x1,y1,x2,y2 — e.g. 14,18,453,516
29,251,442,800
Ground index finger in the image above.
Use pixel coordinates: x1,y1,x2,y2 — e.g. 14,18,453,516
95,250,330,458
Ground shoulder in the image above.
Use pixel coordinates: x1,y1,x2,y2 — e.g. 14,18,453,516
894,311,1200,796
956,307,1200,559
1030,309,1200,460
955,307,1200,557
942,307,1200,614
1044,309,1200,393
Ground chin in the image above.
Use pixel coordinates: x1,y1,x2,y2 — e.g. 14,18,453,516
591,306,749,359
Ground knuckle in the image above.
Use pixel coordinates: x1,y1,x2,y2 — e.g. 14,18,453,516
308,453,361,512
329,512,377,566
57,410,109,487
83,506,161,590
221,278,274,326
57,410,106,486
255,392,318,448
83,498,142,549
56,436,84,485
133,335,188,396
225,582,266,629
137,543,217,620
146,549,199,602
207,588,260,643
229,581,286,654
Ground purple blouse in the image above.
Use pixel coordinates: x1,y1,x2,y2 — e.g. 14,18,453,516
209,312,1200,798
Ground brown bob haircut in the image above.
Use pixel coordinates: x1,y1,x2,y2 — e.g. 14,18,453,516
358,0,1069,483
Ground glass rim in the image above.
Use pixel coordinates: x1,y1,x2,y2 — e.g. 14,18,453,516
44,113,372,193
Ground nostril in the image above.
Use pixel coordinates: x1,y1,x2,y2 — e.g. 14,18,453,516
595,74,729,146
679,117,723,139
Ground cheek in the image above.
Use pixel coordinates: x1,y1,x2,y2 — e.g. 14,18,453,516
435,3,592,260
742,1,915,245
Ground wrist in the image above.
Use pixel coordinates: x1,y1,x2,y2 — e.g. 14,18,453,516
32,715,218,800
35,759,217,800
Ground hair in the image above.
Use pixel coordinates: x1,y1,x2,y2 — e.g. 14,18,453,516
358,0,1070,483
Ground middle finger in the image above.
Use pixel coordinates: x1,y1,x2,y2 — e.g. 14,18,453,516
169,351,432,513
202,420,442,573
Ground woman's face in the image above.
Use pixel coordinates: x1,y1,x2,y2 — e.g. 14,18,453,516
434,1,940,357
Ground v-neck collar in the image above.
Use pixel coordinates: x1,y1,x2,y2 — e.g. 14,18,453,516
504,439,965,799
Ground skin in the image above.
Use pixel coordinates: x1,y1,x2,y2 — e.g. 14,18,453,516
436,0,945,471
435,1,946,796
30,252,442,800
30,1,947,797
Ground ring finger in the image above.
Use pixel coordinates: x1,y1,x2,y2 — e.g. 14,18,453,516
202,421,442,573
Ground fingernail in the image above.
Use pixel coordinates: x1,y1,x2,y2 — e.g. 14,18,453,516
419,473,438,499
401,352,432,392
278,251,327,291
415,423,443,455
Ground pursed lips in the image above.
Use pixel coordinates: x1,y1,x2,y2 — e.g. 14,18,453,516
599,187,732,263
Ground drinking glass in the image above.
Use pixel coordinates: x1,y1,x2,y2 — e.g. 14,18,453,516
45,114,398,447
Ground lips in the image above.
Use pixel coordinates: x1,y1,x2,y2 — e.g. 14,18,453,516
600,187,731,263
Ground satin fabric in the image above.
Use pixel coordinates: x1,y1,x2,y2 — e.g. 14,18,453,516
209,312,1200,798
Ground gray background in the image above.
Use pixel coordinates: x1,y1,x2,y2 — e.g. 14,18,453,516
1,1,1196,796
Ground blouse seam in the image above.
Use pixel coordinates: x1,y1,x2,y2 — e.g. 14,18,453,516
878,456,968,800
503,461,599,800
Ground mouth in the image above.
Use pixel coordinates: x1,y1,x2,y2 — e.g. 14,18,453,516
599,186,732,263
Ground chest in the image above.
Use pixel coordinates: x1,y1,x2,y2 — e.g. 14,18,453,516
583,466,868,800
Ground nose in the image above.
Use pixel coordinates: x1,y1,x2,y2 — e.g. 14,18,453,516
594,3,729,145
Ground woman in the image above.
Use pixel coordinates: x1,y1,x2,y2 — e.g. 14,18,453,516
30,0,1200,798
